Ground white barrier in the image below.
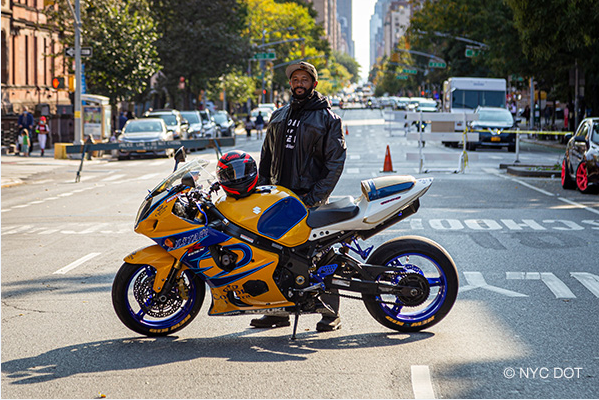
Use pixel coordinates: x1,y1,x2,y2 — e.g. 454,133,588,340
385,111,480,173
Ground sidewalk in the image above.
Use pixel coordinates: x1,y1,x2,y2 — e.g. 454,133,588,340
1,148,109,188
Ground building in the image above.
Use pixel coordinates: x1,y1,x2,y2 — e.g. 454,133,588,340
1,0,69,118
370,0,414,69
307,0,352,55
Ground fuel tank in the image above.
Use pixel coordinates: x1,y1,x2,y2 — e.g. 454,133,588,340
214,185,311,247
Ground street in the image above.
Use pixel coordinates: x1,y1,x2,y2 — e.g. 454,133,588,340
1,108,598,399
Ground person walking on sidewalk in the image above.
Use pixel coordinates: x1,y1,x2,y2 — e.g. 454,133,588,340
35,116,50,156
244,115,254,138
254,111,265,139
251,61,346,332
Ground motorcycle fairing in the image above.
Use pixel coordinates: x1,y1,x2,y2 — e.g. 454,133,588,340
214,185,311,247
124,245,177,293
184,237,294,315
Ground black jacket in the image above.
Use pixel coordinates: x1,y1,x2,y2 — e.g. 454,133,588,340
258,91,346,207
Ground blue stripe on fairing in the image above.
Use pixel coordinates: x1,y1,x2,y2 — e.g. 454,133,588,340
208,262,273,287
365,179,414,201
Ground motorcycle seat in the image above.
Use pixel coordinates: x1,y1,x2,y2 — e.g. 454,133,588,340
361,175,416,202
306,196,359,228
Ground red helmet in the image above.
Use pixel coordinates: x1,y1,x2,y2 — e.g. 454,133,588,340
217,150,258,199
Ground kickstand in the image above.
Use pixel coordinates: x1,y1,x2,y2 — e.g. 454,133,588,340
290,310,300,341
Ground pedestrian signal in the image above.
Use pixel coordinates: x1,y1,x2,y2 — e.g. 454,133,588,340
52,77,65,89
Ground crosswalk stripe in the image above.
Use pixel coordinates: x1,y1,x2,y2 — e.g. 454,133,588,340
53,252,101,274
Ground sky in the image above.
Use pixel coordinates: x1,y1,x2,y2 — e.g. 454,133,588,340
352,0,377,83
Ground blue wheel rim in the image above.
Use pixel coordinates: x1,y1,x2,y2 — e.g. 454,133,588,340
376,252,448,323
125,265,198,330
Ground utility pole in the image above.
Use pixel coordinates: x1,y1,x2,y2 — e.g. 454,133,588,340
65,0,82,144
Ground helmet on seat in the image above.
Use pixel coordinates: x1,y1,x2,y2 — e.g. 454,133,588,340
216,150,258,199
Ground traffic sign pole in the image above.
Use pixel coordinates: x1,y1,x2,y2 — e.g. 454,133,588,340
74,0,82,144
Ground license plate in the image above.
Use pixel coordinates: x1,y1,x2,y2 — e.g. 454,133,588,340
491,136,501,142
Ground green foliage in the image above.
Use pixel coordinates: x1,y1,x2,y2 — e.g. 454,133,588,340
205,70,257,106
150,0,251,108
45,0,161,104
333,50,361,84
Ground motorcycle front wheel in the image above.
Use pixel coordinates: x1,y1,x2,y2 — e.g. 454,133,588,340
363,236,458,332
112,262,205,336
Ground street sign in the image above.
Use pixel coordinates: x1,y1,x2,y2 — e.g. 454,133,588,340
65,47,93,58
402,68,417,75
465,48,481,58
396,75,409,80
428,61,446,68
253,52,276,60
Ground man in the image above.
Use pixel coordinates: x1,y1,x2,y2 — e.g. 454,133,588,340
251,61,346,332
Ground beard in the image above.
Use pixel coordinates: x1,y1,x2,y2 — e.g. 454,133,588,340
291,85,313,100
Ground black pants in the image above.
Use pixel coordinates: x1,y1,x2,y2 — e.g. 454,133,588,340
321,289,340,317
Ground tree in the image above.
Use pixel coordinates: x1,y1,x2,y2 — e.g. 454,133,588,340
205,70,257,111
150,0,251,109
45,0,161,105
333,50,361,84
506,0,599,115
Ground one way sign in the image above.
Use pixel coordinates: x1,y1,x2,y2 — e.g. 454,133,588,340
65,47,93,58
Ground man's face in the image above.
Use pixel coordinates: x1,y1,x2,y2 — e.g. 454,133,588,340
290,70,315,98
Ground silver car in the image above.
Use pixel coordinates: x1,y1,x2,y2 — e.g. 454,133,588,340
117,118,174,159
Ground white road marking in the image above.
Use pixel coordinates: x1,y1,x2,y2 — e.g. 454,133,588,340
139,173,161,180
507,272,576,298
570,272,599,298
411,365,435,399
53,252,101,275
101,174,126,182
1,225,34,235
346,168,360,174
485,168,599,216
461,271,528,297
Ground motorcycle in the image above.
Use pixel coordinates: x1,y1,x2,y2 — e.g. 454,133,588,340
112,148,458,339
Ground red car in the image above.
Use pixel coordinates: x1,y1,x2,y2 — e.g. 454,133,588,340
562,117,599,193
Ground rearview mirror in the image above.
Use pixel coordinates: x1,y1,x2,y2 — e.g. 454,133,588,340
173,147,187,172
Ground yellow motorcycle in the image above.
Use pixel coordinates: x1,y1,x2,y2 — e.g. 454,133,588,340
112,148,458,339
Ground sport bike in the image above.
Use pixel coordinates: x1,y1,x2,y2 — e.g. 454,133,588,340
112,149,458,339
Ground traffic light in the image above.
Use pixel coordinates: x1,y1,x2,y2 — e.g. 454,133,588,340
52,77,65,89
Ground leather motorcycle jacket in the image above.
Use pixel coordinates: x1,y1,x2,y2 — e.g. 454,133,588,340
258,91,346,207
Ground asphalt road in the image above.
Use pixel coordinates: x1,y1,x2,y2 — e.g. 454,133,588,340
2,108,598,399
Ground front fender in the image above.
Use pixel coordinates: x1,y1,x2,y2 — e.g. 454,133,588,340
124,245,177,293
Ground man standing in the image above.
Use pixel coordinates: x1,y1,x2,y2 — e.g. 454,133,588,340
251,61,346,332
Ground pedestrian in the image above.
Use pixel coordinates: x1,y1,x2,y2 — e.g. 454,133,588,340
251,61,346,332
254,111,265,139
523,105,530,125
20,129,30,157
35,116,50,156
17,106,34,155
544,106,552,127
564,105,569,131
244,114,253,138
118,111,128,130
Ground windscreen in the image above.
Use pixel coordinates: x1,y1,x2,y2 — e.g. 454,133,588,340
452,90,506,109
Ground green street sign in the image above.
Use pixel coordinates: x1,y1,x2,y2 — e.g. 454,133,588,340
428,61,446,68
253,52,276,60
402,68,417,75
396,75,409,80
465,48,481,58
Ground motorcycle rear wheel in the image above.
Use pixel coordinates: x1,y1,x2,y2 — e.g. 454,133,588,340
112,262,205,336
363,236,458,332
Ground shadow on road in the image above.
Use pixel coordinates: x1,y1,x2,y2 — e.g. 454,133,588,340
2,330,434,385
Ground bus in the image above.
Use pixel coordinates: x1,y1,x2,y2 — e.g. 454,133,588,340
443,77,507,132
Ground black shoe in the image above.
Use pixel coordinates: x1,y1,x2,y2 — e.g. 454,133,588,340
316,316,341,332
250,315,290,328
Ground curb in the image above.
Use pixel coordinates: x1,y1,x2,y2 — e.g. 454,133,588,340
507,165,561,178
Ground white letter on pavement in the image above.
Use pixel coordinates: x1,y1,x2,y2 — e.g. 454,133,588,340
461,272,528,297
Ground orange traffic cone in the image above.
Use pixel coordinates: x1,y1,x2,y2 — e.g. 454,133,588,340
381,145,396,173
345,126,349,135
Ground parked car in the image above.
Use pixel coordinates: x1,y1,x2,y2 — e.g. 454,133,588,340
199,109,218,138
257,103,277,113
213,111,235,137
467,106,516,152
179,110,204,138
142,109,189,139
117,118,174,159
562,117,599,193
